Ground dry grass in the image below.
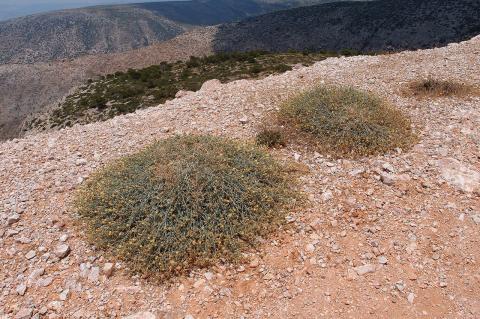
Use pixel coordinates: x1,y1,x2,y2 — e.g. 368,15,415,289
278,85,415,157
74,135,297,279
405,78,478,98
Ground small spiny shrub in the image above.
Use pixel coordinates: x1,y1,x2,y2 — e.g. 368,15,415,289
405,78,478,98
278,85,415,157
75,135,297,279
256,127,286,148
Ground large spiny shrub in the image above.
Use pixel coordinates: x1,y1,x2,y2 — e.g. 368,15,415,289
75,135,296,279
279,85,415,157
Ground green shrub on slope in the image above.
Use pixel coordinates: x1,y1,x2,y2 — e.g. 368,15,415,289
279,86,415,157
75,135,297,278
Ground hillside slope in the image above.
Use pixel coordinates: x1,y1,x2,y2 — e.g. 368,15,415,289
0,0,346,64
213,0,480,53
0,28,215,140
1,36,479,318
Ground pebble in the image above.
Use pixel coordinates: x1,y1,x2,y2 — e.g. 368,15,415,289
7,213,20,225
321,190,333,202
28,268,45,284
378,256,388,265
354,264,376,275
75,158,87,166
25,250,36,260
125,311,157,319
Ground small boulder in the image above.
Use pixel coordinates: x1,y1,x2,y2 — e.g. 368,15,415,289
54,244,71,259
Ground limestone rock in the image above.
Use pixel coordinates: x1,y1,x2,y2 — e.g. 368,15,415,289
438,158,480,193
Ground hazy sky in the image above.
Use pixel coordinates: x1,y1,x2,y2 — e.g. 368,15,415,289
0,0,170,21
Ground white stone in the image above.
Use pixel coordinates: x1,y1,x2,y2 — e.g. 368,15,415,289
354,264,376,275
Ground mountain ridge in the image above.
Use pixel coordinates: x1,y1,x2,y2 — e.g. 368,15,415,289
0,0,346,64
213,0,480,53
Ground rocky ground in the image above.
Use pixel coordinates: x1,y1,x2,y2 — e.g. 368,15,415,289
0,35,479,318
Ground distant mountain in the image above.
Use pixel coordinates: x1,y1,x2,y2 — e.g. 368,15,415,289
0,0,346,64
213,0,480,53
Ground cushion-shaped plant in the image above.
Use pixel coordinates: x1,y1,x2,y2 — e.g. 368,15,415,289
279,85,415,157
75,135,296,278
